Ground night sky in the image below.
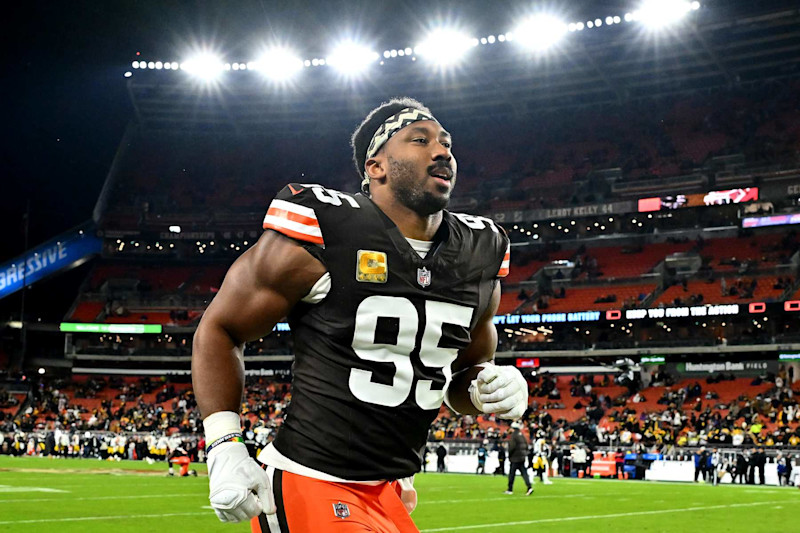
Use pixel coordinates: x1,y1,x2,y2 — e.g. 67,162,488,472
4,0,638,255
2,0,529,320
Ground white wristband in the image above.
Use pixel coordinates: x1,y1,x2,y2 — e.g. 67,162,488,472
203,411,242,443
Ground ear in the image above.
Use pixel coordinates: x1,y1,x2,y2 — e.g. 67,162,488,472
365,155,387,183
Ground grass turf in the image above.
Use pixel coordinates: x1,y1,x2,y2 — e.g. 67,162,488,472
0,456,796,532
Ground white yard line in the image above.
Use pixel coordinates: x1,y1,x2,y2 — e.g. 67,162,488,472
0,492,204,503
420,500,792,532
0,511,210,525
422,493,618,505
0,485,67,494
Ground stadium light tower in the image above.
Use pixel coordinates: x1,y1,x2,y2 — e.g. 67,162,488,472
510,15,568,51
633,0,695,29
326,42,379,75
414,29,477,66
251,48,304,81
180,53,225,81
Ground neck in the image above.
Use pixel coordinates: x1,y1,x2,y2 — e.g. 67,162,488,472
371,192,443,241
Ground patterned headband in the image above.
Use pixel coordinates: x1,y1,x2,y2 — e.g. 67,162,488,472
362,107,439,192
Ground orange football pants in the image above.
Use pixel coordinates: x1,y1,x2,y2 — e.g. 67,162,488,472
250,468,419,533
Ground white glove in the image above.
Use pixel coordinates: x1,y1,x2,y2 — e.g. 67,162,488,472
469,364,529,420
207,441,275,522
397,475,417,514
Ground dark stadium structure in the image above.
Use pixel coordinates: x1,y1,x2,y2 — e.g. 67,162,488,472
2,0,800,464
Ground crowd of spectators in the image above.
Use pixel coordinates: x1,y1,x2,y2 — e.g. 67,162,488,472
2,363,798,470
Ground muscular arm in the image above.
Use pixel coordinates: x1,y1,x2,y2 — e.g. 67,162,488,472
192,231,327,418
445,281,501,415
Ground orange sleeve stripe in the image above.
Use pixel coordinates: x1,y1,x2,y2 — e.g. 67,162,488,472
498,266,510,277
263,222,325,245
267,206,320,228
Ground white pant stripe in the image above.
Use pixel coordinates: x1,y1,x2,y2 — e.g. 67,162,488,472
264,466,283,533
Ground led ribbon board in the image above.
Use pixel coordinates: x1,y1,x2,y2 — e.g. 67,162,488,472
60,323,162,334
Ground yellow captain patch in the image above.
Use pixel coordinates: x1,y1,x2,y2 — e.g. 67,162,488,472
356,250,388,283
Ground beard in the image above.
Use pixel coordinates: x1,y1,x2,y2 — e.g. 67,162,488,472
387,156,451,217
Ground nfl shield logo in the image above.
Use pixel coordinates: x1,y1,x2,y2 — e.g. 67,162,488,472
417,267,431,288
333,502,350,519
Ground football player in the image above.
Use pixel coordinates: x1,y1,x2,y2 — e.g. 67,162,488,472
192,97,529,532
533,430,553,485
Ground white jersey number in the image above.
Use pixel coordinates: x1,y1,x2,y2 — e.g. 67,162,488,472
350,296,473,409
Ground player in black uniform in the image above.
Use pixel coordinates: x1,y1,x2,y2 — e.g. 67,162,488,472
192,97,529,532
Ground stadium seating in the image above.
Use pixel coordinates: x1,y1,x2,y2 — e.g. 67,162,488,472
583,242,695,279
699,234,789,271
69,302,106,323
654,276,785,306
543,284,657,312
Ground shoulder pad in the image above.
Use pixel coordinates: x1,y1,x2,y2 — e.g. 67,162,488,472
262,183,360,246
450,212,510,278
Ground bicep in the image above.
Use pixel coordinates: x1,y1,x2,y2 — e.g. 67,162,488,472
200,230,326,344
453,281,501,372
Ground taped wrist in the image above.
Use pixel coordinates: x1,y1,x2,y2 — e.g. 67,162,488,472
203,411,242,446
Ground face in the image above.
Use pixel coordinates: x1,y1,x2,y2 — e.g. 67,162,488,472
380,120,457,216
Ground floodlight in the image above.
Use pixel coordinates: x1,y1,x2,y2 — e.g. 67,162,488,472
414,30,476,66
326,42,379,74
181,53,225,80
512,15,568,51
635,0,693,29
252,48,304,81
124,71,132,78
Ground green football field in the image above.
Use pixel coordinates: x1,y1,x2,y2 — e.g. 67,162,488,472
0,455,796,532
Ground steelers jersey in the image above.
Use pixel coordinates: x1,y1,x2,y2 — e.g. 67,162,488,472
262,183,509,480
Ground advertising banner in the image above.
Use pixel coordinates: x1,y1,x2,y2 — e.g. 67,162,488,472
0,225,101,300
